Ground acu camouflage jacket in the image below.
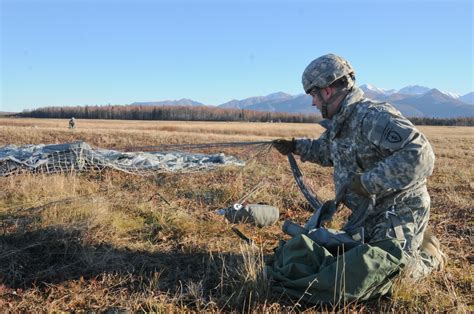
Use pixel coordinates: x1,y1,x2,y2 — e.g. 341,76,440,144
294,87,435,224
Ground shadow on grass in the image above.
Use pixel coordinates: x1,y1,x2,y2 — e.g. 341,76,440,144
0,227,397,311
0,226,243,294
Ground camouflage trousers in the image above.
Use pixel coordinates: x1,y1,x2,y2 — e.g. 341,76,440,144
363,185,440,279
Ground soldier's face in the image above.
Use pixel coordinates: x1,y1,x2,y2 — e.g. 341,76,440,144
311,95,320,108
310,87,342,119
310,88,324,110
310,87,330,110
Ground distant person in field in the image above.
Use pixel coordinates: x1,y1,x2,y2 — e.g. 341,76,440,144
69,117,76,129
273,53,445,279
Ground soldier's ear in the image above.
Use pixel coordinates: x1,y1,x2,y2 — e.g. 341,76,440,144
323,87,332,97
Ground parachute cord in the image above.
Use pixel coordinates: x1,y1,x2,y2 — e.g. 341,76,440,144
122,140,273,152
287,153,323,210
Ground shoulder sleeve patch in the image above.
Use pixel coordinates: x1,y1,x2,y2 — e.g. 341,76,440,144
364,109,417,152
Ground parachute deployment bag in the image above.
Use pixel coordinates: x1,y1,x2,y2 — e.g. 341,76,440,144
266,235,406,305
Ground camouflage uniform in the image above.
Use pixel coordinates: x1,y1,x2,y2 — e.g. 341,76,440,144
294,86,438,277
69,117,76,129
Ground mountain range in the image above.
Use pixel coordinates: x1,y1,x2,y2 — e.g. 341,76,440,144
131,98,205,107
132,85,474,118
358,85,474,117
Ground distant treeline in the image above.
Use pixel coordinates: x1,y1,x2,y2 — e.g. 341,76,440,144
16,105,474,126
17,105,321,123
408,117,474,126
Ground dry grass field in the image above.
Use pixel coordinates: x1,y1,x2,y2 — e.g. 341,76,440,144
0,117,472,312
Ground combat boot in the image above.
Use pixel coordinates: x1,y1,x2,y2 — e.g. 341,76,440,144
419,228,447,271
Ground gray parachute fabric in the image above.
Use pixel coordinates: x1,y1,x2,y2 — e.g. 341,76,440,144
266,235,406,305
0,141,245,176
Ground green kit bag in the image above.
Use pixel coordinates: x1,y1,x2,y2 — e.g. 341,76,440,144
266,235,406,305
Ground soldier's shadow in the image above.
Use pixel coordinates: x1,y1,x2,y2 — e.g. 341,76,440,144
0,227,244,293
0,227,390,311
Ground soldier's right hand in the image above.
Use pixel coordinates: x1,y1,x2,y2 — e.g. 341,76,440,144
272,138,296,155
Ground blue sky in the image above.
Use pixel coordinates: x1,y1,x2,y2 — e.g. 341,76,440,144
1,0,473,111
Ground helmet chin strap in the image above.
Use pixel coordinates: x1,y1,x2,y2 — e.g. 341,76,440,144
314,89,344,119
314,79,355,119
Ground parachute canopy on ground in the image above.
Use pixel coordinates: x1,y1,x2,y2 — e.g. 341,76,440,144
0,141,245,177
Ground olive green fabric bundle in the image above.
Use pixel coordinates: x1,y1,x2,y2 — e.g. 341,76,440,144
266,235,406,305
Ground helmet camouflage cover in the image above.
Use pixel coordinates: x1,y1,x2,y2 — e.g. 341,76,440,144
302,54,355,93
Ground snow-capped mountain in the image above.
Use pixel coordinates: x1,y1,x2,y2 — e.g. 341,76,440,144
362,84,462,99
359,85,474,117
398,85,431,95
440,91,460,99
390,89,472,118
215,84,474,118
359,84,396,96
129,84,474,118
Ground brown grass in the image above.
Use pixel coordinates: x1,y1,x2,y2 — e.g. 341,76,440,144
0,117,472,311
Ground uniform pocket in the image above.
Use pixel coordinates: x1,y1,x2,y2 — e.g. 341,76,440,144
391,195,430,252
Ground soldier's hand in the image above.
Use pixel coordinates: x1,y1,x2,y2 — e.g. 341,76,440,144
272,138,296,155
350,174,371,197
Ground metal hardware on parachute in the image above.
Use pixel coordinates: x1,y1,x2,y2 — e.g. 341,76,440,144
217,202,279,227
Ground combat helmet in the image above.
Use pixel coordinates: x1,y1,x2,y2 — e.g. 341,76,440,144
302,54,355,94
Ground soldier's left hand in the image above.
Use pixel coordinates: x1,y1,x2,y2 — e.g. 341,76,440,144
272,138,296,155
350,174,371,197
